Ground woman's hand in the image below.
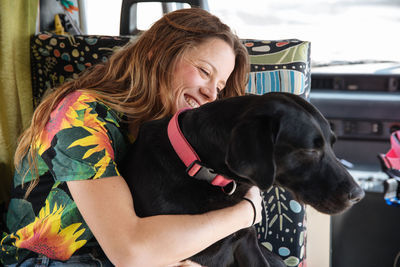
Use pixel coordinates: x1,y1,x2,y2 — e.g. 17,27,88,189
242,186,263,227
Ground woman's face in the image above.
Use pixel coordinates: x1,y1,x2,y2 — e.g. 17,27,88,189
170,38,235,113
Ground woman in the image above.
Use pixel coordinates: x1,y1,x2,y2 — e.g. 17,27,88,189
0,8,262,267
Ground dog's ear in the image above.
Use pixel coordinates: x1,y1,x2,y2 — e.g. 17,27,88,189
225,116,278,190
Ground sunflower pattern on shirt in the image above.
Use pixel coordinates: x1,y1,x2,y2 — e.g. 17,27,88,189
1,91,130,265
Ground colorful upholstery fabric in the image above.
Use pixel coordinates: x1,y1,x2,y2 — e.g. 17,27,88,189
256,187,307,267
243,39,311,100
28,32,310,267
30,33,132,107
1,91,132,265
244,39,310,267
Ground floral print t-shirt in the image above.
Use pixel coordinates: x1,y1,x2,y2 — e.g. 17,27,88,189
0,91,132,265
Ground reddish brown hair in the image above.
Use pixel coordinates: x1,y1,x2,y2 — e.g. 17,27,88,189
15,8,249,196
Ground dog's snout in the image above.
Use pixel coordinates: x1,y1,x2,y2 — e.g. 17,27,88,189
348,187,365,203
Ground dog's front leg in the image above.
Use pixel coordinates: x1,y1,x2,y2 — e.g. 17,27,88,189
233,228,271,267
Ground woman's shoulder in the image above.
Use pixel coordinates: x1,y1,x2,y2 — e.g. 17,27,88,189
35,89,132,181
57,90,121,121
47,90,127,135
38,90,132,171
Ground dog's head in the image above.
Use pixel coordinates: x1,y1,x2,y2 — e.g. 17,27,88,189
225,93,364,214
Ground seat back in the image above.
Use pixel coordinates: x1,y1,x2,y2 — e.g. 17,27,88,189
243,39,311,99
30,33,310,106
30,33,310,266
30,33,132,107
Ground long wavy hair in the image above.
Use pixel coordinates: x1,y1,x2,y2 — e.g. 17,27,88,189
15,8,249,197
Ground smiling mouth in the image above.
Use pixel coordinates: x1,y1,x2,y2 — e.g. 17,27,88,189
184,95,200,108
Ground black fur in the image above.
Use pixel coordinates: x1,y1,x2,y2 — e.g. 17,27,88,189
120,92,364,267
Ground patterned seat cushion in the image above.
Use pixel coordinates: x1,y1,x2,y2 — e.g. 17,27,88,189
243,39,311,99
30,32,133,107
243,39,309,267
31,33,311,105
30,32,309,267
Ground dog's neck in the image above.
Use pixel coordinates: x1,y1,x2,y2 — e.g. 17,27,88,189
175,99,251,182
168,108,238,194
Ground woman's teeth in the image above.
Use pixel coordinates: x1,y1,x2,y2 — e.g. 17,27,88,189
185,96,200,108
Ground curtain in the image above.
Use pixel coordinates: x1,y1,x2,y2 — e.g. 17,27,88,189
0,0,38,204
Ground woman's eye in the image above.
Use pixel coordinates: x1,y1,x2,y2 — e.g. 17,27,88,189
199,67,210,76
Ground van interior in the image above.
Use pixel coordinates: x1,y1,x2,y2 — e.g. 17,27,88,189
1,1,399,266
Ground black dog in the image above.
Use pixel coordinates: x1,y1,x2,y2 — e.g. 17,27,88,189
120,92,364,267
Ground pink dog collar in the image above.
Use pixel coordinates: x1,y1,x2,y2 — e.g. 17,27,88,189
167,108,236,195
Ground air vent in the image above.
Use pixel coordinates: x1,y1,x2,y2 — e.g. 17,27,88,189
311,74,400,92
311,76,334,89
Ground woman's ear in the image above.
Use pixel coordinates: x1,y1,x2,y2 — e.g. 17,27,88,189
225,117,277,190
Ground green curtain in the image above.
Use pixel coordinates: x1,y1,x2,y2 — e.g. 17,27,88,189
0,0,38,204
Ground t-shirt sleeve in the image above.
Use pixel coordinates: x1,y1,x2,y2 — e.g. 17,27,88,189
37,92,124,182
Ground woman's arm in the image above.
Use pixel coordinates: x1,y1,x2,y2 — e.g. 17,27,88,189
67,176,261,267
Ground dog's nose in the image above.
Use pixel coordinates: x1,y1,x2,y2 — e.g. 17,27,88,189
348,187,365,203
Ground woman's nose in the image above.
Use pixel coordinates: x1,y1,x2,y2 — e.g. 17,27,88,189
200,82,218,101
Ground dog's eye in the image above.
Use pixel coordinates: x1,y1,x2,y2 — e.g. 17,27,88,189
313,137,324,148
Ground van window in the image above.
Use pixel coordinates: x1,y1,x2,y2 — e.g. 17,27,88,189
84,0,400,72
